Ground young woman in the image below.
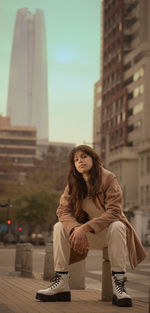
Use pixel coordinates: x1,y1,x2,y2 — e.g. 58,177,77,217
36,145,146,307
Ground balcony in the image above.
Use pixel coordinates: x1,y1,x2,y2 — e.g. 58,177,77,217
124,0,139,16
124,15,138,28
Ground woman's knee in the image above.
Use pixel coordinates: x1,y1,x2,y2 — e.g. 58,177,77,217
53,222,66,235
53,221,63,233
108,221,126,234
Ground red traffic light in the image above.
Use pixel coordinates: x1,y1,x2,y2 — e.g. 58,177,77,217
7,220,11,225
18,227,22,232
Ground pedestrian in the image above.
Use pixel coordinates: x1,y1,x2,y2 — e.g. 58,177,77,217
36,145,146,307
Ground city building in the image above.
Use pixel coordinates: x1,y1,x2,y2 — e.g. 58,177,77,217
37,140,75,190
93,80,102,157
0,115,36,180
93,0,150,240
37,140,75,160
7,8,49,140
0,115,75,187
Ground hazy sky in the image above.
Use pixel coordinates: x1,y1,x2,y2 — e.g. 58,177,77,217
0,0,101,145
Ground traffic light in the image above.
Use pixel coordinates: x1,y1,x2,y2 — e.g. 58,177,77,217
7,220,12,225
18,227,22,232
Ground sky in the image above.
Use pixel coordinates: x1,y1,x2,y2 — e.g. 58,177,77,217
0,0,101,145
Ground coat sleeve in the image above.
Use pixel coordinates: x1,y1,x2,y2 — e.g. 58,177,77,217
86,173,123,233
56,185,81,236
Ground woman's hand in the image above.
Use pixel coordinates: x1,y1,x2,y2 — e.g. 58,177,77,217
69,225,89,254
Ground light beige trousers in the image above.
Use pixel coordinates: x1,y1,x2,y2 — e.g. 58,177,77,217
53,220,127,273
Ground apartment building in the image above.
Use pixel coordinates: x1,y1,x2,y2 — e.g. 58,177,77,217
93,80,102,156
93,0,150,240
36,139,75,190
0,116,36,180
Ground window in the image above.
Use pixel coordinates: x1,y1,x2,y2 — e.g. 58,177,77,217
141,157,144,176
128,108,133,116
134,71,140,82
140,67,144,77
146,185,150,204
133,67,144,82
120,112,122,121
119,163,122,181
97,86,102,93
128,124,134,132
140,186,144,204
0,130,36,137
0,138,36,146
134,120,142,129
133,84,144,98
120,128,124,139
146,156,150,173
115,99,119,112
128,91,133,100
134,52,144,64
124,61,131,72
115,116,117,125
120,96,125,109
0,147,36,155
122,112,126,121
117,115,120,124
110,133,114,145
110,118,113,127
133,87,139,98
123,76,133,87
127,141,133,147
140,84,144,94
116,69,120,81
133,102,143,114
96,99,101,107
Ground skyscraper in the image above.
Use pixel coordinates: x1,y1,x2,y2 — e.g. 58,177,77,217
93,0,150,239
7,8,49,140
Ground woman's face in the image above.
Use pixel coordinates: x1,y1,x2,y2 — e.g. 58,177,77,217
74,150,93,177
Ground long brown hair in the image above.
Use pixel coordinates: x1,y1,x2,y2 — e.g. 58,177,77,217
67,145,102,206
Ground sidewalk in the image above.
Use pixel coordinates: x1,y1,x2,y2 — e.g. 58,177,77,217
0,275,149,313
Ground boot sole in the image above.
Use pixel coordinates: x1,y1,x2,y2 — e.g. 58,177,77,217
112,294,132,307
36,291,71,302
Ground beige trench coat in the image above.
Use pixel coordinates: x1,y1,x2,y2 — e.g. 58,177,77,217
56,167,146,269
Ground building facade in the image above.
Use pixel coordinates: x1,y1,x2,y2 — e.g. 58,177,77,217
0,116,36,180
7,8,49,140
37,140,75,190
93,80,102,157
93,0,150,240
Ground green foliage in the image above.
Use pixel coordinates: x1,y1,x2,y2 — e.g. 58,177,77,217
0,163,61,230
14,188,59,230
0,155,67,230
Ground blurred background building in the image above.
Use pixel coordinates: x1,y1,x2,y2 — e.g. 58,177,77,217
0,115,74,241
36,140,75,190
93,0,150,240
0,115,36,181
7,8,49,140
0,115,75,188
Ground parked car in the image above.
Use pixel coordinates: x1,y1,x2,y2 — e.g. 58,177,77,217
19,234,27,243
29,233,45,245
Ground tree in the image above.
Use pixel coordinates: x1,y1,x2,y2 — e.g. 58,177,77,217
14,188,60,234
0,153,65,230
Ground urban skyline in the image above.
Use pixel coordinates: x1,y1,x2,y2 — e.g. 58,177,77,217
0,0,101,145
7,8,49,140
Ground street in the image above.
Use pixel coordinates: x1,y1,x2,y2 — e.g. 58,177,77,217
0,244,149,303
